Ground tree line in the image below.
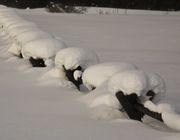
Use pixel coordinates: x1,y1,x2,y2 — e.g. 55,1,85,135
0,0,180,11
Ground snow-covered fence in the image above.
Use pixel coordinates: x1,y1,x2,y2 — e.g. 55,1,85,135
55,47,99,89
0,5,67,67
82,62,137,90
1,5,180,132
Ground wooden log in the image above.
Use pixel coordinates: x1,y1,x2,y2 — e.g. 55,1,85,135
62,65,82,90
29,57,46,67
116,91,163,122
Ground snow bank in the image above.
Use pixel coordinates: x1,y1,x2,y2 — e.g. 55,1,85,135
22,38,66,59
82,62,137,90
108,70,165,102
80,82,123,120
55,47,99,70
91,105,125,120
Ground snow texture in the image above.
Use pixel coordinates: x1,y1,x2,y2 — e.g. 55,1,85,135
15,29,52,46
144,101,180,131
84,83,120,110
8,26,37,39
1,5,180,140
82,62,137,90
55,47,99,70
108,70,165,103
8,43,21,56
74,70,83,81
22,38,66,59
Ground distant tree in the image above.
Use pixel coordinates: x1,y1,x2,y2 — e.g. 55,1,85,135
0,0,180,11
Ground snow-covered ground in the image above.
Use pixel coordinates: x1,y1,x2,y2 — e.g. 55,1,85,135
0,6,180,140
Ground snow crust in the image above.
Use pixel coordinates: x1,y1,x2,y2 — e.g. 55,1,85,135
82,62,137,90
55,47,99,70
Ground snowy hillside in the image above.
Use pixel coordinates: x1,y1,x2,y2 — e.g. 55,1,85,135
1,5,180,140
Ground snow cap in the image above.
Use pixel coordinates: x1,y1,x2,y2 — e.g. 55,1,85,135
55,47,99,70
108,70,148,96
82,62,137,90
22,38,66,59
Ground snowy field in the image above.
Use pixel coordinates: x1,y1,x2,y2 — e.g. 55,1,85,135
0,7,180,140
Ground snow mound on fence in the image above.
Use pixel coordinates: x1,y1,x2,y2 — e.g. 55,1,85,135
82,62,137,90
108,70,165,102
55,47,99,70
6,20,37,32
8,28,51,56
108,70,148,96
22,38,66,59
8,43,21,56
15,29,52,45
8,26,37,39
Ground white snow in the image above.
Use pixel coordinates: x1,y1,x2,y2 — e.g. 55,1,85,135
144,101,180,131
108,70,166,104
108,70,148,96
144,101,174,114
74,70,83,81
55,47,99,70
79,82,122,120
1,5,180,140
8,26,37,40
162,111,180,131
7,42,21,56
15,29,52,46
82,62,137,90
147,72,166,103
108,70,166,101
22,38,66,59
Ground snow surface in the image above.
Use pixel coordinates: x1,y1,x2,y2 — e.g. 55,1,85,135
82,62,137,90
1,5,180,140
